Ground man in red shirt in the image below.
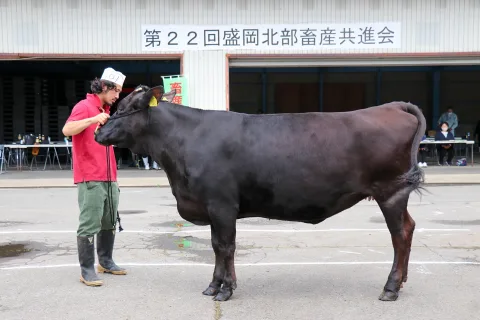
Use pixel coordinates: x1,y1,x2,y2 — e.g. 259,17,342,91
62,67,127,287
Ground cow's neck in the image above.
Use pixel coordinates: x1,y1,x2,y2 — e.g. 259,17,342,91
145,104,204,189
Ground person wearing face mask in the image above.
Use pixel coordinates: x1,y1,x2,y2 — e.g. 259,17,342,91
435,121,455,166
437,107,458,136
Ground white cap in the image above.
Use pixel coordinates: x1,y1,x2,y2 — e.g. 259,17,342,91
100,67,126,87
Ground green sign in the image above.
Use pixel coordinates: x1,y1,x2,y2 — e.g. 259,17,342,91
161,75,188,106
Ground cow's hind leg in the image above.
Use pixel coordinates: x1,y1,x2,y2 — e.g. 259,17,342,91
402,210,415,285
377,192,414,301
202,204,237,302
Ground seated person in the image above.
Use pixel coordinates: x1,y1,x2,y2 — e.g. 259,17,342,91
435,122,455,166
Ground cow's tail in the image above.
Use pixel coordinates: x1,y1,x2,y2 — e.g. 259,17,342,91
397,102,427,196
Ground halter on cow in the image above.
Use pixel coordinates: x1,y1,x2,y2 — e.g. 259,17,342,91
94,84,426,303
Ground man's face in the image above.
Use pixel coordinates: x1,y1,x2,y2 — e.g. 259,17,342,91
102,84,122,106
447,108,453,114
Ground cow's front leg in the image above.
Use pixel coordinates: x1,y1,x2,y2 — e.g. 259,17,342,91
202,205,237,302
202,224,223,297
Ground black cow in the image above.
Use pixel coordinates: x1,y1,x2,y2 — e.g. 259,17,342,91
94,85,426,302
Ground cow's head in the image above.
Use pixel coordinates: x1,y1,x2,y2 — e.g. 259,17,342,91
94,84,175,152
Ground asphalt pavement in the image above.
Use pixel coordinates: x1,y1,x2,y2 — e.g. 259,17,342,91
0,185,479,320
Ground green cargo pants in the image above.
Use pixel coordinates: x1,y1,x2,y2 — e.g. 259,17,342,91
77,181,120,237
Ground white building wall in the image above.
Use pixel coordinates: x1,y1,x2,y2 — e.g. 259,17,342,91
183,50,227,110
1,0,479,110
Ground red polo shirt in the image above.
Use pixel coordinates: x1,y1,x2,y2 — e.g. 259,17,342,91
66,94,117,184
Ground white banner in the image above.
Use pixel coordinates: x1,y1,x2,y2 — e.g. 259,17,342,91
141,23,401,51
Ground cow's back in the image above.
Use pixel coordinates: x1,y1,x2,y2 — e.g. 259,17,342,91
232,103,415,180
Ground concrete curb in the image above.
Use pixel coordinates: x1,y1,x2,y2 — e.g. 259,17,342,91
0,175,479,188
0,177,171,189
424,174,480,184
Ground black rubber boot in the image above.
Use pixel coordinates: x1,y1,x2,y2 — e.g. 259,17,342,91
77,236,103,286
97,229,127,275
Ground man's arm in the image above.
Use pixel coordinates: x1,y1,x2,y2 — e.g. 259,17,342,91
62,117,97,136
452,115,458,130
62,103,109,136
438,113,444,125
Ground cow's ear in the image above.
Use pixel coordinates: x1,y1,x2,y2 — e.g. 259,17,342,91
148,85,165,97
160,90,176,103
140,85,164,108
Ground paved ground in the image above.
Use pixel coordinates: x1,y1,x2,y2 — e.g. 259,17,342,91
0,185,479,320
2,165,480,188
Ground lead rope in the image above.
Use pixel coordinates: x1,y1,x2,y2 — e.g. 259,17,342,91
106,145,123,232
99,107,123,233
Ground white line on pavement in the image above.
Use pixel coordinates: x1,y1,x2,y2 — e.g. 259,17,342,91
0,260,479,271
339,251,362,255
0,228,471,235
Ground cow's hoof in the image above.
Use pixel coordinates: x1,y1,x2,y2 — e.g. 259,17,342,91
213,288,232,301
202,286,219,296
378,290,399,301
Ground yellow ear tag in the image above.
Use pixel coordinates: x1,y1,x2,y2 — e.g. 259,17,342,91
149,96,158,107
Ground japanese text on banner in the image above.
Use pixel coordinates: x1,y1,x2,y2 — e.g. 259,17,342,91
141,23,401,51
162,76,188,106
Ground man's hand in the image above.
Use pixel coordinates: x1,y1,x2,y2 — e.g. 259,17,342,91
94,113,110,125
63,113,110,136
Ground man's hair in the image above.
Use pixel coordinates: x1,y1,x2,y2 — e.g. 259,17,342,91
90,78,117,94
